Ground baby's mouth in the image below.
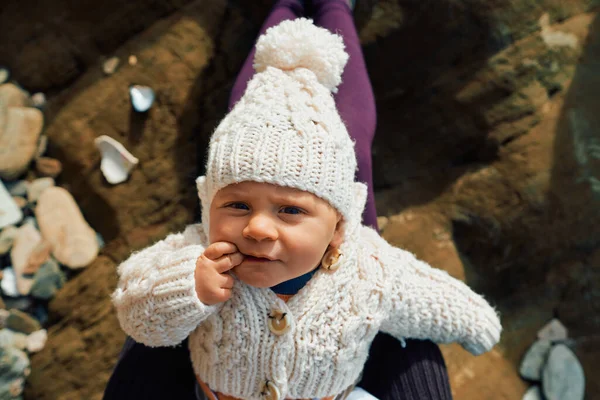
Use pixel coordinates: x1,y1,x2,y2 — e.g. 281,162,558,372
242,253,276,263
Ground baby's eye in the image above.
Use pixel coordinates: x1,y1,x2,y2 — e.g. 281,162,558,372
227,202,249,210
280,206,303,215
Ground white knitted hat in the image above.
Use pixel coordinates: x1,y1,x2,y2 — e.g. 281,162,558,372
196,18,367,239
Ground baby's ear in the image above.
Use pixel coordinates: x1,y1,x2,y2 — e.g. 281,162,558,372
330,215,345,248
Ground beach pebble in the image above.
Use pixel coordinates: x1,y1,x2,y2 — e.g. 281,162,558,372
103,56,120,75
538,319,568,341
0,267,19,297
35,157,62,178
128,55,138,66
0,68,8,84
0,83,29,108
0,181,23,229
11,224,42,295
0,106,44,180
5,309,41,334
0,346,30,398
26,177,55,203
22,239,52,275
0,225,18,255
26,329,47,353
30,258,65,300
6,181,28,197
542,344,585,400
36,186,99,268
520,339,552,381
0,328,28,350
522,386,543,400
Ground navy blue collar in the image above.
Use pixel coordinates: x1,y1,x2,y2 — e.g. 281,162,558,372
270,267,319,295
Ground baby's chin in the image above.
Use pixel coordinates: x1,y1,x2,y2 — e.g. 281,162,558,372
232,266,286,288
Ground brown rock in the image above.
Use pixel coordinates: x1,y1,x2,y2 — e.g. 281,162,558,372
35,187,98,269
35,157,62,178
6,309,41,334
0,106,44,180
22,239,52,275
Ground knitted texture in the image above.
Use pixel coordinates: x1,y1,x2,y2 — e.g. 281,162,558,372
112,224,502,400
195,18,363,240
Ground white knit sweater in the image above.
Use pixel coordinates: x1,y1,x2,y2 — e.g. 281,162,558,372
112,223,501,400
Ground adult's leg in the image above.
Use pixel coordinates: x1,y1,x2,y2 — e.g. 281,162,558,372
312,0,378,229
311,2,453,399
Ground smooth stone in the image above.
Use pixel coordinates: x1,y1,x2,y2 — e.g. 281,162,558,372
129,85,155,112
0,83,29,108
0,225,18,254
103,56,120,75
22,239,51,275
26,177,55,203
12,196,27,209
0,328,28,350
0,267,19,297
0,180,23,229
0,346,30,398
538,318,568,341
35,135,48,159
0,68,8,85
35,157,62,178
26,329,47,353
30,258,65,300
30,92,46,109
542,344,585,400
0,309,8,327
1,297,32,312
0,106,44,180
522,386,543,400
5,309,41,334
10,224,41,295
128,55,138,66
5,181,28,197
520,339,552,381
35,187,99,268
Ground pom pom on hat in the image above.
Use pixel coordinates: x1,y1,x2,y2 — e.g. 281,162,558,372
253,18,349,93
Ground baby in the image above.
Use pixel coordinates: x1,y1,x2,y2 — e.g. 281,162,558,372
112,18,502,400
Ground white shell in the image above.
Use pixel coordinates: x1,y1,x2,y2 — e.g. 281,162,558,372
94,135,139,184
0,180,23,228
129,85,154,112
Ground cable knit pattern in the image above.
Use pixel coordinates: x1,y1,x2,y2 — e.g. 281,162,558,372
112,223,502,400
195,18,361,241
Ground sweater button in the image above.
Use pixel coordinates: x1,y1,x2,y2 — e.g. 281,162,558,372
261,380,280,400
267,310,291,336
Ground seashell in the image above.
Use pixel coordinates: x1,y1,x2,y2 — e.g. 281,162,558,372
103,56,120,75
35,186,99,269
0,180,23,228
94,135,139,184
0,68,8,84
129,85,154,112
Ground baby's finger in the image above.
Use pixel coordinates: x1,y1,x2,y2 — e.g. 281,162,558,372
219,273,235,290
203,242,238,260
214,252,245,273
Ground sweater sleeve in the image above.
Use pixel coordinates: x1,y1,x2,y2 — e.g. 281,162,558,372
111,225,219,347
376,236,502,356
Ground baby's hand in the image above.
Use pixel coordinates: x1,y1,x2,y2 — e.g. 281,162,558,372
194,242,243,305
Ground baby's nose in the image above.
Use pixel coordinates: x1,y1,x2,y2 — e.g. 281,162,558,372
243,214,278,241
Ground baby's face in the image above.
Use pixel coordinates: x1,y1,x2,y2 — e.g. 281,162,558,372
209,181,343,288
